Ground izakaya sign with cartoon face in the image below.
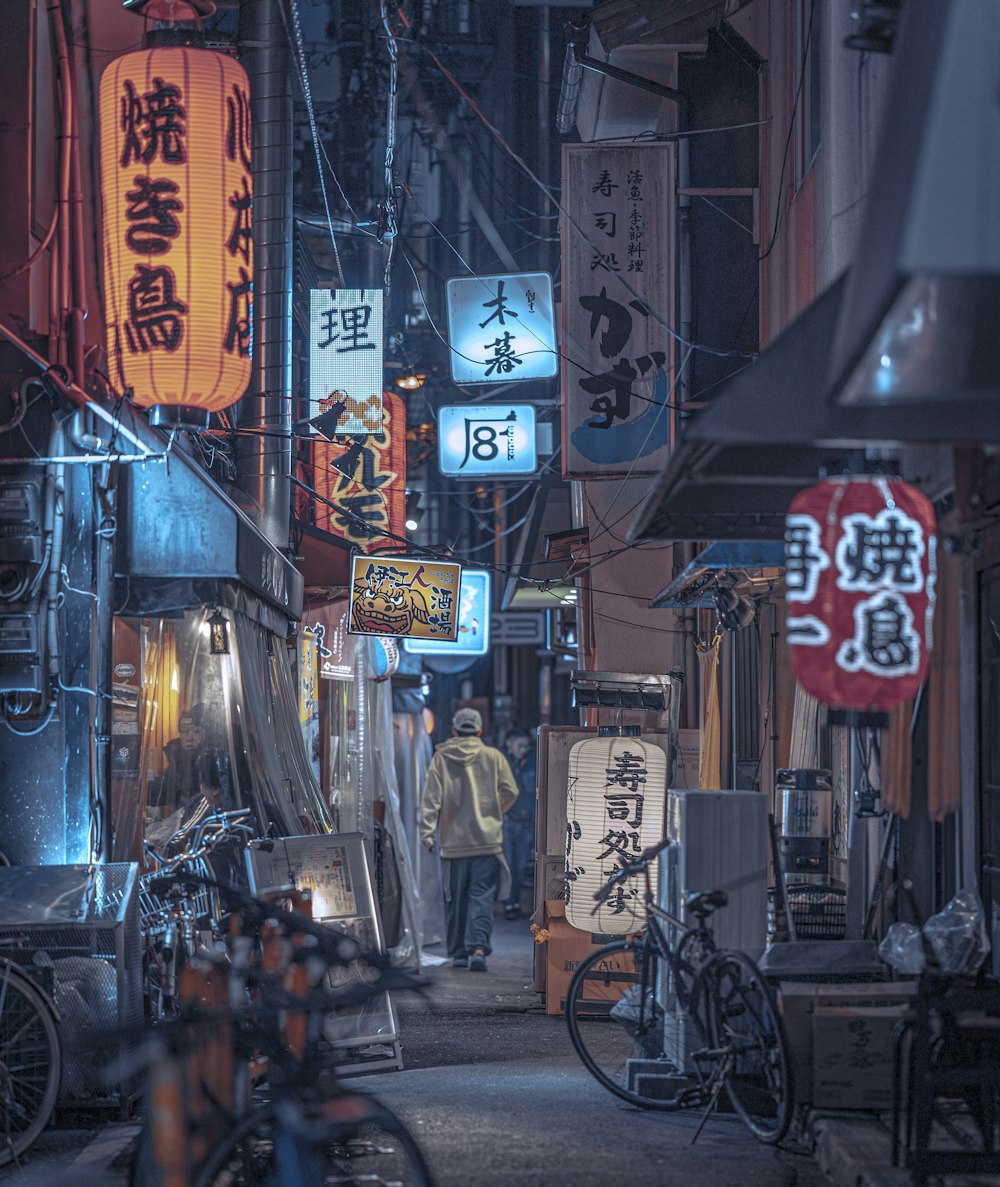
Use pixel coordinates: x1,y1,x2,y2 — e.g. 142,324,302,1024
784,477,937,712
348,556,461,641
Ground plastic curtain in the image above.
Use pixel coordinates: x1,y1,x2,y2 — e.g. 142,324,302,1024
393,710,444,950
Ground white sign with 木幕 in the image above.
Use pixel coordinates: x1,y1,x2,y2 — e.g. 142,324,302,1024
446,272,558,385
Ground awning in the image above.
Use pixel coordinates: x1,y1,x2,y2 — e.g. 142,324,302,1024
117,435,304,625
650,540,785,608
501,476,576,610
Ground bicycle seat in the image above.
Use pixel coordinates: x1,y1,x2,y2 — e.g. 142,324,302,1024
686,890,728,919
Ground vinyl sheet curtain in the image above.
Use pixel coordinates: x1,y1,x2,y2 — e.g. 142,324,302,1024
393,710,444,950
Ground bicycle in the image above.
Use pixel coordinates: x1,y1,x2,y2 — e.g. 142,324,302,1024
564,836,793,1144
129,872,434,1187
0,956,62,1169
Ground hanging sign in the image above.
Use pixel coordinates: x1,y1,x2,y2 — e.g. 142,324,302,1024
348,556,462,641
437,404,537,477
565,734,667,933
561,143,673,478
314,390,406,551
784,476,937,714
303,600,358,681
100,48,253,417
309,288,384,435
446,272,558,385
405,570,490,657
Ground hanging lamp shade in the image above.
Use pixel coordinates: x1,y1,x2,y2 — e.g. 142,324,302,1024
784,476,937,718
565,734,667,934
99,47,253,426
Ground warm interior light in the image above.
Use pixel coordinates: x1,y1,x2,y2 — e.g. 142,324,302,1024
208,608,230,655
405,491,424,532
395,371,427,391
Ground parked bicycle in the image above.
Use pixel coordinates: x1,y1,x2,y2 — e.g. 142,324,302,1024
129,870,434,1187
0,956,61,1168
565,836,793,1144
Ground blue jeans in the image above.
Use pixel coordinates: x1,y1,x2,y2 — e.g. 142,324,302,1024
443,854,500,959
502,817,534,909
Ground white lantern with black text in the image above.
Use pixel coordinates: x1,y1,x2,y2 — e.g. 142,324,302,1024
566,734,667,934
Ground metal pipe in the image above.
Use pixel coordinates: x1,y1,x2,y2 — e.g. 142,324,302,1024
237,0,292,550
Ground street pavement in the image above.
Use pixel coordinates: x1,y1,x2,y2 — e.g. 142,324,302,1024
0,910,969,1187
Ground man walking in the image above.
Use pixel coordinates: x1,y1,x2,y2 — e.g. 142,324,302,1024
501,729,536,920
420,707,517,971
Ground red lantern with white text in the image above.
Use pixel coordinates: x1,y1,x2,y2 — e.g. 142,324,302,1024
100,48,252,426
784,477,936,718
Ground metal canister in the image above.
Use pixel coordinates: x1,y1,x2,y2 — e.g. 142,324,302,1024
777,768,832,880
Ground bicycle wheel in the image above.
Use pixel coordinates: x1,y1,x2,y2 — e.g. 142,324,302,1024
0,961,61,1169
194,1094,434,1187
566,939,695,1111
701,951,792,1144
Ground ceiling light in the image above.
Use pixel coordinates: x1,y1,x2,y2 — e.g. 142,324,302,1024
395,370,427,392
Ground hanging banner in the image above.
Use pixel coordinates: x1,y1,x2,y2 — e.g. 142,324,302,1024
405,570,491,656
561,143,673,479
446,272,558,385
303,600,358,681
349,556,462,641
784,476,937,714
437,404,537,477
309,288,384,435
314,390,406,551
100,48,253,416
566,734,667,933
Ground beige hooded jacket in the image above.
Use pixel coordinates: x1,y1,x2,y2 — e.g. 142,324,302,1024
419,735,518,859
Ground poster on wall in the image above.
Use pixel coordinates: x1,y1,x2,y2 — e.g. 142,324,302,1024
348,555,462,641
561,143,673,479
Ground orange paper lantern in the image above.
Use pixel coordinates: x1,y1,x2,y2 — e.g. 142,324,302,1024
100,48,253,423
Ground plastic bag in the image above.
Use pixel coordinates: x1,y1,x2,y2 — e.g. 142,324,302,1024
878,921,926,974
922,887,991,976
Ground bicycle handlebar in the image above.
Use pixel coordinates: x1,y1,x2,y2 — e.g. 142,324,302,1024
592,836,675,903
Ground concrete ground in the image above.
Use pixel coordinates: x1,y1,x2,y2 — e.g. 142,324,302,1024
2,910,995,1186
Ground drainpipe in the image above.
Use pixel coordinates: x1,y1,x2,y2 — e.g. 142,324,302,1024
237,0,292,550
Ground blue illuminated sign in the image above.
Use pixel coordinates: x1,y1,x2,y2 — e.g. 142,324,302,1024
405,570,490,657
446,272,558,385
438,404,537,478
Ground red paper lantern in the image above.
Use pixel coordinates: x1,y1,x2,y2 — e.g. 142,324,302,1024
100,48,253,425
784,477,937,715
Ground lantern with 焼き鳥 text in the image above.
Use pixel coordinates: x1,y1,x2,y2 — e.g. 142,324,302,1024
784,476,937,720
565,734,667,934
99,48,253,427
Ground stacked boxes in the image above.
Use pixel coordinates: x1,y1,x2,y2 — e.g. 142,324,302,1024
779,980,917,1108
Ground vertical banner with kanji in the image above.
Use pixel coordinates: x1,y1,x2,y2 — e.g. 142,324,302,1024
565,734,667,933
309,288,384,434
561,144,674,479
314,390,406,551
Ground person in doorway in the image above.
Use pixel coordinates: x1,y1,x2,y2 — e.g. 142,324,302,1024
419,707,518,972
501,729,536,921
148,703,224,820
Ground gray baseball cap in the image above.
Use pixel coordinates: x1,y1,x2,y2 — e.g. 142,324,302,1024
452,707,483,734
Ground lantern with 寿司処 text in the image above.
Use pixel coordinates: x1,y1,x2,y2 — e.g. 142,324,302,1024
784,476,937,720
99,47,253,427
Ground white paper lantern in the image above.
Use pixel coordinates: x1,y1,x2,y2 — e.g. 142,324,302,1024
565,735,667,933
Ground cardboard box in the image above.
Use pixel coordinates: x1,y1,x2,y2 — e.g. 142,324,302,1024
810,983,916,1110
542,899,634,1016
780,981,917,1108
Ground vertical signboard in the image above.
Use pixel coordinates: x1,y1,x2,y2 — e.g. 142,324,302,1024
314,390,406,551
446,272,558,385
309,288,384,435
561,144,673,478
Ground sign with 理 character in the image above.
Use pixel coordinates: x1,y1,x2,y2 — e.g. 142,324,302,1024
309,288,384,435
561,143,673,478
348,555,462,641
437,404,537,477
446,272,558,385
